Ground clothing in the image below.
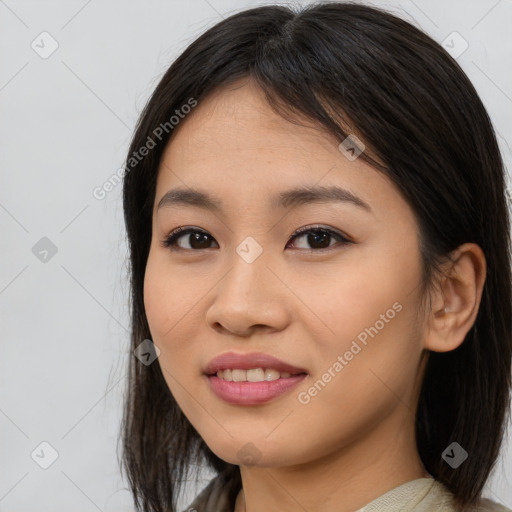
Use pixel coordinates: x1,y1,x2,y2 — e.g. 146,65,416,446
182,474,511,512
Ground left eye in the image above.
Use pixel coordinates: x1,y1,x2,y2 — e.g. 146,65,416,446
161,226,351,252
287,226,350,251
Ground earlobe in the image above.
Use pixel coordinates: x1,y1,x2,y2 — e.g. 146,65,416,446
424,243,486,353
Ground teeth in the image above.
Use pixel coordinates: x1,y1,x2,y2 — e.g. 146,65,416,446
247,368,265,382
264,369,280,381
216,368,294,382
232,369,246,382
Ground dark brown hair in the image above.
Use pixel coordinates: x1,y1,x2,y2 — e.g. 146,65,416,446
120,2,512,511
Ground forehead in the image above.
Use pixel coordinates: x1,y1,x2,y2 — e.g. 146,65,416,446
154,79,401,219
165,79,348,161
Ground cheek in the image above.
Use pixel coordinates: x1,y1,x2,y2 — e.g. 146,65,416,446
143,252,188,352
143,251,206,373
143,253,203,410
295,242,424,404
143,257,168,335
298,260,417,350
292,297,422,451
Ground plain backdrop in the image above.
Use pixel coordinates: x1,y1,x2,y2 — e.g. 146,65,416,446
1,0,511,510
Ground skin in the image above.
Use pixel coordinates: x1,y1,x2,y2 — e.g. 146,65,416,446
143,77,486,512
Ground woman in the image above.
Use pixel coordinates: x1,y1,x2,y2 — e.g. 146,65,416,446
120,2,512,511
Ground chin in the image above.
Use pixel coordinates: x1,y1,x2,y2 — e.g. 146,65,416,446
202,435,304,468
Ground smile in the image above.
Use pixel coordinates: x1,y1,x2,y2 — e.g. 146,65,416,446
216,368,293,382
207,373,308,405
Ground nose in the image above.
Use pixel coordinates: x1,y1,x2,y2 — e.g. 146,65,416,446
205,248,290,338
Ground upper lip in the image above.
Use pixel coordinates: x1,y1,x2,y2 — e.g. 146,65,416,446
205,352,308,375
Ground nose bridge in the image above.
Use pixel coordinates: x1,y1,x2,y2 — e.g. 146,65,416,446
205,236,288,335
224,235,268,300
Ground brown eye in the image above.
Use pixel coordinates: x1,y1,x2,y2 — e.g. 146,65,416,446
161,225,351,252
161,227,218,251
287,227,350,251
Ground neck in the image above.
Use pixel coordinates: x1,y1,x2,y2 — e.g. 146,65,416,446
233,411,428,512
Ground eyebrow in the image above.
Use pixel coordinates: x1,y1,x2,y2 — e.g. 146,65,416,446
156,185,372,213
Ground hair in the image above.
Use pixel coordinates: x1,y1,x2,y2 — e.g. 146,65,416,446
120,2,512,511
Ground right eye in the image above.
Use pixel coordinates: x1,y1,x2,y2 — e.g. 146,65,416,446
160,227,219,251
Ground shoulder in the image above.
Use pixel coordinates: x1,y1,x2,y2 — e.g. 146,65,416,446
436,479,511,512
435,479,511,512
357,477,512,512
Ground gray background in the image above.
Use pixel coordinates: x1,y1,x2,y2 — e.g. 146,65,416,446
1,0,511,510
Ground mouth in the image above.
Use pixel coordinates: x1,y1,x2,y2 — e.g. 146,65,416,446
205,351,308,375
211,368,307,382
204,352,308,405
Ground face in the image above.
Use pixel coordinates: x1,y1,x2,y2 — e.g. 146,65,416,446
143,78,429,468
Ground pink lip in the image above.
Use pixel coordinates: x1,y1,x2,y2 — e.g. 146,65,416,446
204,351,308,406
204,351,307,375
207,374,307,405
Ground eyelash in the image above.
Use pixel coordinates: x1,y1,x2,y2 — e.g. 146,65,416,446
160,225,352,253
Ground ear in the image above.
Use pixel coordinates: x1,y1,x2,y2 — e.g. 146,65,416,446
423,243,487,353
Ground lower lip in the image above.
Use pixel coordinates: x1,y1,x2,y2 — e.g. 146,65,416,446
207,374,307,405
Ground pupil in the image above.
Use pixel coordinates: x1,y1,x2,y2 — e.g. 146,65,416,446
308,231,329,249
186,230,331,250
191,232,211,249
